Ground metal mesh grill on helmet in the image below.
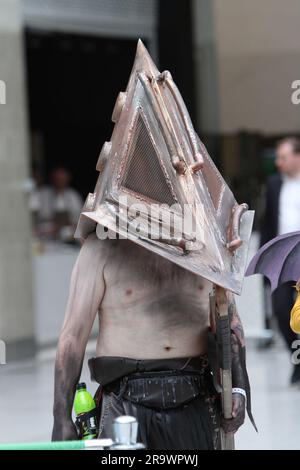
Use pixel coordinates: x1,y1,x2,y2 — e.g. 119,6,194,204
121,114,176,206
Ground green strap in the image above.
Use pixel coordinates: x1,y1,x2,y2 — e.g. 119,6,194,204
0,441,86,451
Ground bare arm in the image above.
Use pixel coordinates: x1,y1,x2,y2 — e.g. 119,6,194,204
222,292,246,433
52,233,106,440
228,291,246,384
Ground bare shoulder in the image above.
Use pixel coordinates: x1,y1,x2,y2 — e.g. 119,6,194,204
76,232,114,272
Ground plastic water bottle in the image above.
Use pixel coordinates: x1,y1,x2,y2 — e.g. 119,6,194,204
74,383,98,440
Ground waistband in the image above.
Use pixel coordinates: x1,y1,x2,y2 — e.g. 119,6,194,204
88,355,210,387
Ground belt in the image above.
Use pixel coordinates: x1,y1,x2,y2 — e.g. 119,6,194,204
89,355,210,387
105,369,212,410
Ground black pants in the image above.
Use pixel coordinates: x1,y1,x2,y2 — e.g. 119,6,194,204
89,356,220,450
272,281,297,353
98,386,219,450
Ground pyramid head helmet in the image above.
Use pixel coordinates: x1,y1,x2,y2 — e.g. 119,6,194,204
75,40,254,294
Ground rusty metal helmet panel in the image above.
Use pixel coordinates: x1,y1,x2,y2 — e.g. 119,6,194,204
75,40,254,294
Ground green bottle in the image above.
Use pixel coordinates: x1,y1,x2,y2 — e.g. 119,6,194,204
74,383,98,440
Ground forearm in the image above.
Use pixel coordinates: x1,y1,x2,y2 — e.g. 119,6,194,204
53,336,84,425
230,333,246,389
228,294,246,389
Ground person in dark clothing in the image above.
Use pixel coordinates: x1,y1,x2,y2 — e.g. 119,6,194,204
261,137,300,384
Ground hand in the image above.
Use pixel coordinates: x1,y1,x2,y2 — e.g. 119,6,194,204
221,393,245,434
52,419,78,441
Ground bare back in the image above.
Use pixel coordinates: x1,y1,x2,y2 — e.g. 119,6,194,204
96,237,212,359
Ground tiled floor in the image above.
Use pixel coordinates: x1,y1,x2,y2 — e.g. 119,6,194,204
0,342,299,449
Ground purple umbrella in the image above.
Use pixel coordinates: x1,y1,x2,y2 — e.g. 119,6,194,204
245,231,300,293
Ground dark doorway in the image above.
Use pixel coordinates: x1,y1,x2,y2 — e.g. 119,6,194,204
158,0,197,127
25,31,142,198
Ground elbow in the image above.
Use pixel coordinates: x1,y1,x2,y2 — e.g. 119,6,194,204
59,326,80,344
56,328,84,361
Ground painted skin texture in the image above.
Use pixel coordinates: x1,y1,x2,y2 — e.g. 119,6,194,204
52,233,246,441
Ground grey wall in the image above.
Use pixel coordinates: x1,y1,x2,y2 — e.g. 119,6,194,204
22,0,158,59
193,0,300,134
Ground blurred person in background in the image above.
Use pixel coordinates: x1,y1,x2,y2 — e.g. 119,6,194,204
29,166,83,242
261,137,300,385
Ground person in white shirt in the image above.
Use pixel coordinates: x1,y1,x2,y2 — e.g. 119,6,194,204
29,166,83,241
278,153,300,236
261,137,300,384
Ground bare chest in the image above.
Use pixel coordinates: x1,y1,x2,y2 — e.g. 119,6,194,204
101,240,212,326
